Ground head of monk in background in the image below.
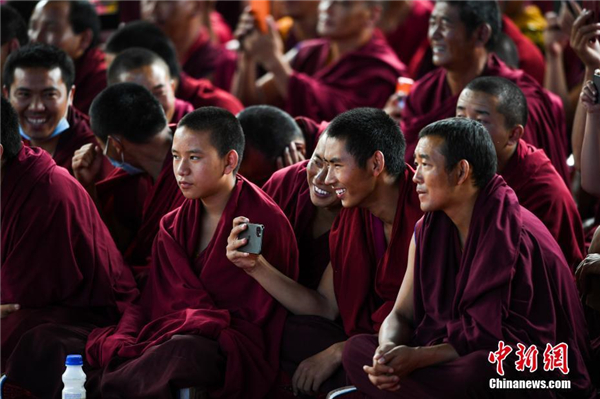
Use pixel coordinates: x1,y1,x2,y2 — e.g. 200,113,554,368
237,105,305,186
414,118,497,213
317,0,382,41
1,5,28,89
90,82,170,175
428,1,500,71
173,107,244,200
108,48,178,123
306,131,341,209
3,43,74,143
29,0,100,61
323,107,406,209
456,76,528,173
283,0,320,21
0,96,23,180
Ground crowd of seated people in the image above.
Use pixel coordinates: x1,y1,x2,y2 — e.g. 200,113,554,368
1,1,600,398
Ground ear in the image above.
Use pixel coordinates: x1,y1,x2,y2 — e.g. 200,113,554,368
0,143,4,161
507,125,524,146
2,85,9,98
370,150,386,177
67,85,76,107
224,149,240,175
294,140,306,157
455,159,472,186
8,38,21,53
170,79,176,93
475,23,492,47
75,29,94,57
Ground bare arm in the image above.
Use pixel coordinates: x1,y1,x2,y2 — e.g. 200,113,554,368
580,80,600,196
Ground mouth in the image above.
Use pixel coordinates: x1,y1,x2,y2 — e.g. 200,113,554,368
313,185,332,198
431,45,445,54
178,181,192,189
334,188,347,198
25,116,49,127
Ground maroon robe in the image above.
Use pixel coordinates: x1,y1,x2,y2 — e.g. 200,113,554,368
22,106,113,179
1,146,138,374
86,176,299,398
96,152,185,274
263,160,329,289
176,72,244,114
73,47,108,115
501,139,585,271
171,98,194,124
181,29,237,91
402,54,570,184
287,35,407,122
294,116,329,157
343,176,595,398
329,166,423,336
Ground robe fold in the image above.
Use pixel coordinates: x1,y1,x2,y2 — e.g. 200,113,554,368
294,116,329,157
329,167,422,337
86,176,299,399
286,35,406,122
176,72,244,114
171,98,194,124
73,47,108,115
501,140,585,271
1,146,139,371
263,160,330,289
402,54,570,184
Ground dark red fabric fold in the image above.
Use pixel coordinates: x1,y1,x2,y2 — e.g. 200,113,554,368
402,54,570,184
86,176,299,398
286,35,406,121
328,167,422,336
294,116,329,157
501,140,584,271
413,175,595,395
176,72,244,114
73,47,108,115
171,98,194,124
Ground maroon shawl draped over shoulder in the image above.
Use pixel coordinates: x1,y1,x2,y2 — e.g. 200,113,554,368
501,140,585,271
86,176,299,398
294,116,329,157
176,72,244,114
1,146,138,368
73,47,108,115
328,167,422,336
413,175,594,395
402,54,570,184
287,35,406,121
263,160,330,289
171,98,194,124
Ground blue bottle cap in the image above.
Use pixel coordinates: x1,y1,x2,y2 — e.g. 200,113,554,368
65,354,83,366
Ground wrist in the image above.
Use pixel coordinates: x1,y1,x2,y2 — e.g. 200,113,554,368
330,341,346,364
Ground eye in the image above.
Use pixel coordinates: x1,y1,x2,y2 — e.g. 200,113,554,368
172,154,180,160
190,156,200,161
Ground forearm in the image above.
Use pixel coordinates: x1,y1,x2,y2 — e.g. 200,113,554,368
378,309,414,346
545,52,574,122
263,54,293,99
414,344,459,369
249,257,337,319
581,111,600,196
231,54,260,106
572,67,596,168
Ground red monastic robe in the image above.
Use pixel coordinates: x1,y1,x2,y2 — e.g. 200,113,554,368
171,98,194,124
176,72,244,114
86,176,299,398
73,47,108,115
286,35,407,122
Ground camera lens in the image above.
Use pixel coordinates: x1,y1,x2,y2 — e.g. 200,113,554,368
256,227,261,236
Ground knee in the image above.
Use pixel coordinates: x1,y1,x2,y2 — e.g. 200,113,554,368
342,334,377,379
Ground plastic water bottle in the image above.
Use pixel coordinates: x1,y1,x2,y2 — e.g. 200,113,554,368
62,354,86,399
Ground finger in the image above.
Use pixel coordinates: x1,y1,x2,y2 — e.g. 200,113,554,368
289,143,300,163
292,368,305,396
276,156,284,170
232,216,249,228
301,372,314,395
284,146,293,166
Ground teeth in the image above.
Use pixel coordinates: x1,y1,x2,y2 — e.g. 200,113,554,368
335,188,346,196
314,186,329,196
27,118,47,125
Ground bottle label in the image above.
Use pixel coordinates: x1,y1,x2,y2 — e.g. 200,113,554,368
63,394,86,399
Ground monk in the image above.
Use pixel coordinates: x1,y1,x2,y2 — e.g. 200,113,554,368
141,0,237,91
263,131,341,290
456,76,585,271
579,72,600,198
227,108,422,396
73,83,184,276
0,96,138,398
29,0,106,115
0,5,28,89
104,20,244,114
233,1,406,121
397,1,570,184
85,107,298,398
107,48,193,124
3,43,112,179
277,0,320,52
237,105,306,186
343,117,595,398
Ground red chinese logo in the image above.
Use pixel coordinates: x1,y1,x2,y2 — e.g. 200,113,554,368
515,343,539,372
488,341,512,376
543,343,570,375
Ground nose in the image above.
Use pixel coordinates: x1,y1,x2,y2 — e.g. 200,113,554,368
176,158,189,176
412,164,423,184
319,0,333,16
324,164,337,186
314,164,328,183
28,95,45,112
428,18,442,41
28,26,40,43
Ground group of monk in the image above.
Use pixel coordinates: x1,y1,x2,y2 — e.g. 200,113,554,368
1,0,600,398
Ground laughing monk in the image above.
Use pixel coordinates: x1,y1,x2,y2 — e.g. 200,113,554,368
343,117,595,398
85,107,298,398
227,108,422,396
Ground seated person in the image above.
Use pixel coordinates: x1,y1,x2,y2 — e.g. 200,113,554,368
72,83,184,274
237,105,306,186
227,108,422,396
456,76,585,271
0,4,28,89
108,48,194,124
0,97,138,398
343,117,595,398
29,0,106,114
277,0,320,52
142,0,237,90
397,1,570,184
233,1,406,122
104,20,244,114
263,131,342,289
85,107,298,399
3,43,112,178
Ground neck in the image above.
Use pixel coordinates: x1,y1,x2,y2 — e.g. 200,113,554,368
446,51,488,96
139,136,172,182
362,174,400,227
174,19,204,64
316,203,342,224
31,135,61,157
292,16,318,42
200,175,237,218
497,144,518,174
330,28,372,61
445,189,480,250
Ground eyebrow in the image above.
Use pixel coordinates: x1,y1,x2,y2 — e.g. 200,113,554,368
327,157,342,163
415,153,430,160
172,148,204,154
